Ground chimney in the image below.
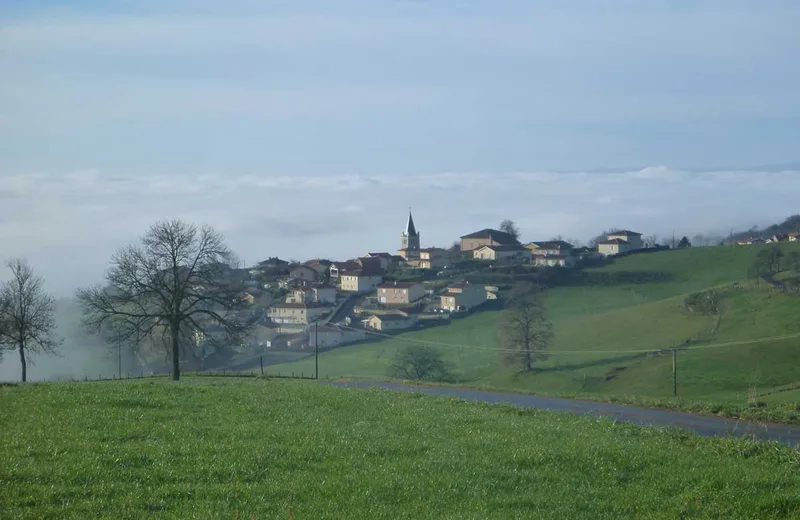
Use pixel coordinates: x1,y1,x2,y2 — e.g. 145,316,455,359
394,281,397,286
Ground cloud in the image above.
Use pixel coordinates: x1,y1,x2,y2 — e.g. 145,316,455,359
1,167,799,296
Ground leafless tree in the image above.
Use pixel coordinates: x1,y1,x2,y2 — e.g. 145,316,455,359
0,259,62,382
644,235,659,248
76,219,251,381
499,284,553,372
499,219,521,241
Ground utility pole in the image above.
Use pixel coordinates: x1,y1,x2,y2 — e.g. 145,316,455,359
672,349,677,397
315,322,319,380
672,231,676,250
117,328,122,379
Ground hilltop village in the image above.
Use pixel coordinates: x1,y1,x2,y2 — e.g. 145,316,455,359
192,211,663,363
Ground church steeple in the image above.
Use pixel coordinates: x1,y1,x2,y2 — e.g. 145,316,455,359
405,210,418,237
400,209,421,259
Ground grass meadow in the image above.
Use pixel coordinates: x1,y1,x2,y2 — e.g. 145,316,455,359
3,378,800,519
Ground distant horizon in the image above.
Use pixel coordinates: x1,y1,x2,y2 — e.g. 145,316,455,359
1,165,799,298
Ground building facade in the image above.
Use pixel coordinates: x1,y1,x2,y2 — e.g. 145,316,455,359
340,271,383,293
377,282,425,304
440,282,487,312
473,244,532,262
268,304,328,325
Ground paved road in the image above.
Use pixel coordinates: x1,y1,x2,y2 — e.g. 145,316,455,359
326,294,360,325
333,381,800,446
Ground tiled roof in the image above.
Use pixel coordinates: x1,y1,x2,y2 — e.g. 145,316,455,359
475,244,527,252
608,230,642,237
598,238,628,245
460,228,519,244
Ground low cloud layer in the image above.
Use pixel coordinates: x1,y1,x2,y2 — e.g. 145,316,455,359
0,167,798,297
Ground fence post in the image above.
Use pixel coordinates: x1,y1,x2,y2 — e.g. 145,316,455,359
260,356,264,376
672,349,677,397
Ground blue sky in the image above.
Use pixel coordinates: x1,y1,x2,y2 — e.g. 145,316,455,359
1,0,799,295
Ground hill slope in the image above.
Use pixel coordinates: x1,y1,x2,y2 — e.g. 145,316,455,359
3,378,800,518
279,243,800,404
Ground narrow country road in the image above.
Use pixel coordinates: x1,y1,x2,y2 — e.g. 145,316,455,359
333,381,800,447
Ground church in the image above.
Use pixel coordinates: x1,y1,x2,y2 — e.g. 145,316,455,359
397,210,421,261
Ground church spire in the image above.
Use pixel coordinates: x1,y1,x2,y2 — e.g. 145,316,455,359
405,209,418,236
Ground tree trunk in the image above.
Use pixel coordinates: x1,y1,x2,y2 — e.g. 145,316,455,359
19,341,27,383
171,322,180,381
524,343,532,372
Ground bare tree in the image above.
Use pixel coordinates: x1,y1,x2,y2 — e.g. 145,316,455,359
76,219,251,381
0,259,62,382
644,235,659,248
499,219,521,241
389,345,453,382
499,285,553,372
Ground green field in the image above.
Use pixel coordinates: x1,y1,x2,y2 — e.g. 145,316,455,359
277,243,800,411
3,378,800,519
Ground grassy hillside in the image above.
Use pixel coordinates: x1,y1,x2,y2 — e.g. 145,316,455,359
278,243,800,407
3,378,800,519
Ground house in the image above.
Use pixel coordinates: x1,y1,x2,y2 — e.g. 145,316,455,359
289,265,318,283
267,303,328,325
607,230,644,249
329,261,361,281
286,286,315,304
767,233,789,243
312,285,338,305
239,292,256,305
377,281,425,304
440,282,486,312
533,254,576,268
525,240,574,256
473,244,532,263
364,313,419,331
418,247,452,269
790,232,800,242
597,238,632,256
308,325,366,348
356,256,385,273
363,252,394,271
340,269,383,293
597,230,644,256
460,228,520,252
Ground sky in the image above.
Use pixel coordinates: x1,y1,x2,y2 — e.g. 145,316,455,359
1,0,799,297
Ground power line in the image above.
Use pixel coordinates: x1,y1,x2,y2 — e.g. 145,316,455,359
337,323,800,355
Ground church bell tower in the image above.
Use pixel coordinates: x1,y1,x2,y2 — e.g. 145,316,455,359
401,210,421,259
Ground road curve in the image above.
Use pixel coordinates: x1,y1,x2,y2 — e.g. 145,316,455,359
333,381,800,447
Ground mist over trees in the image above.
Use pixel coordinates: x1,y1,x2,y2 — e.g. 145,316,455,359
76,219,251,381
0,259,63,382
